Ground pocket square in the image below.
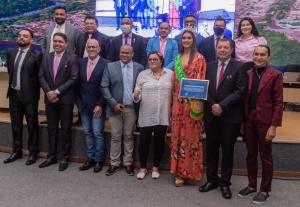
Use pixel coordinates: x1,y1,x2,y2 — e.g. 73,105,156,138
64,65,67,68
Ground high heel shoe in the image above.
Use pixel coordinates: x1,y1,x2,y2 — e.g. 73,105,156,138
175,177,185,187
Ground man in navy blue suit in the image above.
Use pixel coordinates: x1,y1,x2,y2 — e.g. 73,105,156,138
76,39,110,173
199,17,235,63
174,14,204,52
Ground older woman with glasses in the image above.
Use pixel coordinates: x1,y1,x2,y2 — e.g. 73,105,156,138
133,51,174,180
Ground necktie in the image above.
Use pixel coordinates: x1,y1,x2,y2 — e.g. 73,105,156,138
83,34,92,58
53,54,61,81
160,38,167,56
216,62,225,93
124,34,129,45
87,61,93,81
12,50,24,88
56,25,61,33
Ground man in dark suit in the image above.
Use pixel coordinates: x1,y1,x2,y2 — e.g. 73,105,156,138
101,45,144,176
199,38,247,199
174,15,204,52
238,46,283,204
109,17,147,67
77,39,110,173
179,0,191,30
3,29,43,165
76,15,110,60
113,0,126,30
38,33,79,171
199,17,235,63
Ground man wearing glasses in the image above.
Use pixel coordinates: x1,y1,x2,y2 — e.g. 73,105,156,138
76,39,110,173
199,17,235,63
174,14,204,52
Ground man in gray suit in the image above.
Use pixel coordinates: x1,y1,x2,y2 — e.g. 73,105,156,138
42,6,79,54
101,45,144,176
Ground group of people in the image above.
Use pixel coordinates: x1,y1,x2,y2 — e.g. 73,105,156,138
113,0,201,30
3,5,283,205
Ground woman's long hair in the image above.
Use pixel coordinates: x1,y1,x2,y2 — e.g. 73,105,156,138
180,30,197,65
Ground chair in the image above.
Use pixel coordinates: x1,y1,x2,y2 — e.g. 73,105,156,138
285,64,300,72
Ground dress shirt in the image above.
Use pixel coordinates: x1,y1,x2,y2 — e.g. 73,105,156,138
133,68,174,127
120,60,134,105
49,23,66,53
53,50,65,94
87,56,100,78
157,0,169,14
216,58,230,88
12,47,30,90
214,34,224,48
235,35,267,63
122,32,132,45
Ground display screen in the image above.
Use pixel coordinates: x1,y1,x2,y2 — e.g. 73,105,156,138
95,0,236,38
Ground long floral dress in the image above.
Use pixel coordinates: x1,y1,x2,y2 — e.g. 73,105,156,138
170,53,206,180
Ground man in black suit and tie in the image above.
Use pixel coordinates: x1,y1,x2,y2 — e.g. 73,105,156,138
199,38,247,199
199,17,235,63
3,29,43,165
38,33,79,171
76,15,110,60
109,17,147,67
77,39,110,173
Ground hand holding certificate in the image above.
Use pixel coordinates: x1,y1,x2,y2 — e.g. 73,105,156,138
179,78,209,100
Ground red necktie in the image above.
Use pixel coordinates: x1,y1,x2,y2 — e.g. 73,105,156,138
216,62,225,93
124,34,129,44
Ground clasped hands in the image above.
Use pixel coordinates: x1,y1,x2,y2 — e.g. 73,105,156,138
211,104,222,116
46,90,59,103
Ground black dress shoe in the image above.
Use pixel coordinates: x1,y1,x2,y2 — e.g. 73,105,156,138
26,154,38,165
124,165,134,176
199,182,218,192
3,151,23,164
94,161,103,173
59,161,68,171
39,119,47,124
38,158,57,168
72,119,82,127
79,159,95,171
221,186,232,199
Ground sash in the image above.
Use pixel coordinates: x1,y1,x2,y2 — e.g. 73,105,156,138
175,55,204,120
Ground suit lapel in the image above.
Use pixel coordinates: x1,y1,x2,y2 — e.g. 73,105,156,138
131,33,137,49
219,59,234,86
49,52,55,80
248,69,254,93
164,39,171,56
211,61,218,92
209,36,216,57
20,48,32,70
132,62,138,91
89,57,102,81
56,51,68,77
258,67,273,94
81,58,88,82
116,61,123,83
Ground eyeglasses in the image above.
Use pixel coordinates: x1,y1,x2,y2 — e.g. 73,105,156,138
86,46,98,49
148,58,159,62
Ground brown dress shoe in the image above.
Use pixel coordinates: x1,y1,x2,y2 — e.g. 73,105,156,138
124,165,134,176
105,165,119,176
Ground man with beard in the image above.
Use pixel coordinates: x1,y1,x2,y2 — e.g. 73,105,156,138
40,6,79,125
146,22,178,70
3,29,43,165
174,15,204,52
42,6,79,54
109,17,147,67
38,33,79,171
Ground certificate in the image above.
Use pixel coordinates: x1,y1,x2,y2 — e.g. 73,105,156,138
179,78,209,100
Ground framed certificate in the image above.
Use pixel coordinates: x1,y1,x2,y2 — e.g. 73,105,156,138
179,78,209,100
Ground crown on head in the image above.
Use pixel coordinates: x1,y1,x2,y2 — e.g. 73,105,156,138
182,24,197,36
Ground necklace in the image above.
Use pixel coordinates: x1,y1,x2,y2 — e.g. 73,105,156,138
255,66,266,79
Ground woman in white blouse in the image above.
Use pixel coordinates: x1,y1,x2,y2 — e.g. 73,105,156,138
235,17,267,63
133,51,174,180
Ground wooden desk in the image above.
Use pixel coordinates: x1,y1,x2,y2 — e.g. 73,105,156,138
283,82,300,103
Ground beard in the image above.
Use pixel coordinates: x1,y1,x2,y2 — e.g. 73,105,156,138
55,18,66,25
18,41,30,47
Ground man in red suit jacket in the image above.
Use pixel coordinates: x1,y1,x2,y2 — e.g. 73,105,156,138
238,45,283,204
